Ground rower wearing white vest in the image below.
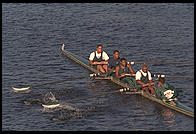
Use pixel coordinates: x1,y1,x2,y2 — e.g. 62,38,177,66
136,63,155,95
89,44,109,73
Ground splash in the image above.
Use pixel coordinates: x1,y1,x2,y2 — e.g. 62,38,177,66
43,91,57,103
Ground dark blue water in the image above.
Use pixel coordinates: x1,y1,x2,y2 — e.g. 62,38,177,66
2,3,194,131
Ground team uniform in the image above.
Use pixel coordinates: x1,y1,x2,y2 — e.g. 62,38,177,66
118,65,137,88
108,58,120,76
135,69,152,83
108,58,120,69
89,51,109,62
135,69,155,94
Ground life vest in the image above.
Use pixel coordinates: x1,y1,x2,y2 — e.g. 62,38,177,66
93,51,104,62
119,65,130,75
139,70,149,84
119,65,136,87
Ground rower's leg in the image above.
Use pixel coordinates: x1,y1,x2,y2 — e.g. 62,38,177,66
122,77,134,88
126,77,137,88
143,87,150,94
97,65,105,73
169,101,176,105
103,65,108,72
148,85,155,95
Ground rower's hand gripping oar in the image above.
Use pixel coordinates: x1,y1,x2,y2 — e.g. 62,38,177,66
12,73,101,91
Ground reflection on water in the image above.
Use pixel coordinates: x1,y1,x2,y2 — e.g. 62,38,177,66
160,109,176,128
155,105,176,129
2,3,194,131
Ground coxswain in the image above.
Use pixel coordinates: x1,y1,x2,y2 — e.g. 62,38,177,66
89,44,109,73
115,58,137,88
155,77,178,105
136,63,155,95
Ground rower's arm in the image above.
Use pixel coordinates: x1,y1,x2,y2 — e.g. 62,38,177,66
136,80,147,87
89,60,108,65
100,60,108,65
89,60,98,65
115,66,124,79
89,60,94,65
137,80,155,87
108,67,114,72
149,80,156,85
127,64,135,74
126,64,135,76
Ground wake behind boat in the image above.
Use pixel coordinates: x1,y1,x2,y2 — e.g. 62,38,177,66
61,44,194,118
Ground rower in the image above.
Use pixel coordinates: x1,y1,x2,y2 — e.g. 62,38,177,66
155,77,178,105
115,58,137,88
108,50,120,77
89,44,109,73
136,63,155,95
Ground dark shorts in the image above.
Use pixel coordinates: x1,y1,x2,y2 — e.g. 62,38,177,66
90,64,98,69
120,76,137,88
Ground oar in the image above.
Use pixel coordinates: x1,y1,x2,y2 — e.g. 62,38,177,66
128,61,193,65
66,88,140,103
152,74,193,79
42,87,142,108
12,73,100,91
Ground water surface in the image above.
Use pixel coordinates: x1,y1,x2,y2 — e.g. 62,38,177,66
2,3,194,131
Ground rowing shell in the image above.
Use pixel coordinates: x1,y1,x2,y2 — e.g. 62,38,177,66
61,44,194,118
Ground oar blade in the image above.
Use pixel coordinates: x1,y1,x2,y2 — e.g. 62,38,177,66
12,86,30,91
42,101,61,109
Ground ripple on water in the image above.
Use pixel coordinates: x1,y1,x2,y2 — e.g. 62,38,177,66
2,3,194,131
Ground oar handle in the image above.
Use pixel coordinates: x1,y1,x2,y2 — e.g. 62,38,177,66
89,73,101,77
127,62,135,65
63,87,140,104
152,74,166,78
